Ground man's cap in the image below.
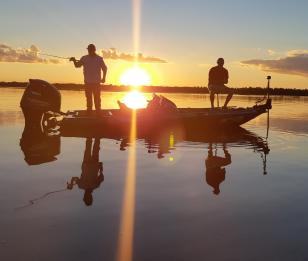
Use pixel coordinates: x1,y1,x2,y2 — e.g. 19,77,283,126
87,44,96,50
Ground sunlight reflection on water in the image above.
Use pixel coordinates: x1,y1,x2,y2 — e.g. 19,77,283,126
1,87,308,261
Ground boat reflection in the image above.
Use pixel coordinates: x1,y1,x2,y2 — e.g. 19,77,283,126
117,126,270,194
20,122,270,203
67,138,104,206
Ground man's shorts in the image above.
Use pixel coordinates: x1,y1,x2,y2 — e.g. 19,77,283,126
208,84,232,94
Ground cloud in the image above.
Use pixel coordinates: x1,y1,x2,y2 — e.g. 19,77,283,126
101,48,167,63
241,50,308,77
267,49,276,56
0,43,60,64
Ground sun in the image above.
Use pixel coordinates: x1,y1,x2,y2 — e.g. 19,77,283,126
120,66,151,86
123,91,148,109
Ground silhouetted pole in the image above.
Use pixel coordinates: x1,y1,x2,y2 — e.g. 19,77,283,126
267,76,271,99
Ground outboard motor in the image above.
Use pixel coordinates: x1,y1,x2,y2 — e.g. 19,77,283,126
20,79,61,129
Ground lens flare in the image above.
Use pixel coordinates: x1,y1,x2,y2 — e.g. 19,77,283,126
116,110,137,261
116,1,142,261
123,91,147,109
120,66,151,87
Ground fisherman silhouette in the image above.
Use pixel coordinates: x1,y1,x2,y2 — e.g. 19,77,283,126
205,143,231,195
67,138,104,206
70,44,107,114
208,58,234,109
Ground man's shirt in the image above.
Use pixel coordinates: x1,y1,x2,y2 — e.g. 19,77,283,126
208,66,229,85
79,55,106,84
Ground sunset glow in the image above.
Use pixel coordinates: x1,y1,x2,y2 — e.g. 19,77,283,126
123,90,147,109
120,66,151,87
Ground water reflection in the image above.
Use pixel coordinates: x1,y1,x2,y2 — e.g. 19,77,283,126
67,138,104,206
20,122,270,204
20,125,60,165
205,143,231,195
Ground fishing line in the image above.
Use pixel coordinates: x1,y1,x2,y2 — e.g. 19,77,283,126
15,188,68,210
40,53,70,60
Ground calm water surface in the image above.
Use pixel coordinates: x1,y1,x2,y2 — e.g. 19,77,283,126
0,88,308,261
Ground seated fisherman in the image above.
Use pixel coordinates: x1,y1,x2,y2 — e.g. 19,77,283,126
208,58,233,109
205,143,231,195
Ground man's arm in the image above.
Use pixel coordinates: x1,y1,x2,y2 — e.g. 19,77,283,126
67,177,79,189
69,57,83,68
224,69,229,84
101,59,107,83
223,148,231,163
208,68,213,86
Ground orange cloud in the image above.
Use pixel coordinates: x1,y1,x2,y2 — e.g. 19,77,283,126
101,48,167,63
0,43,60,64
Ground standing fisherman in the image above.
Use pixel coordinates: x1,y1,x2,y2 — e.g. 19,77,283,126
70,44,107,114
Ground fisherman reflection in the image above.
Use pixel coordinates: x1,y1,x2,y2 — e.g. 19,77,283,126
120,138,128,151
67,138,104,206
205,143,231,195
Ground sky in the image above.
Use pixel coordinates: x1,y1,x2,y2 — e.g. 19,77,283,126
1,0,308,88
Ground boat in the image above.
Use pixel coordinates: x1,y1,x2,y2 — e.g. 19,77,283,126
20,114,269,168
20,79,272,134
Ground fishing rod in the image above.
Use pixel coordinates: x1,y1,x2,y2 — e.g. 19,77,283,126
39,53,71,60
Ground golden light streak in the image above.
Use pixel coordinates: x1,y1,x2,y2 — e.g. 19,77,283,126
116,109,137,261
133,0,141,64
116,1,141,260
169,133,175,162
169,132,174,148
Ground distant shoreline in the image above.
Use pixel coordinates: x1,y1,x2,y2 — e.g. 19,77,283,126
1,82,308,96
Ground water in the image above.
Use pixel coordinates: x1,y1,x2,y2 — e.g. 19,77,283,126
1,87,308,261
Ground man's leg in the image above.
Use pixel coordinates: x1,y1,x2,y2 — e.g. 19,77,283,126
210,92,215,108
85,85,93,111
93,84,101,111
92,138,100,162
223,88,233,108
83,138,92,162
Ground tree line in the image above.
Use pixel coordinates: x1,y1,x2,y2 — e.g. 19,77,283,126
1,81,308,96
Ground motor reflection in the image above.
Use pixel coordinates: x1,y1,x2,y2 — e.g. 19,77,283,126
20,125,60,165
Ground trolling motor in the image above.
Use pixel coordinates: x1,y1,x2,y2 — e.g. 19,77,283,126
255,76,272,110
20,79,61,130
267,76,271,99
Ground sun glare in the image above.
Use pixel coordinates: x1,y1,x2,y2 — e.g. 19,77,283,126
120,66,151,86
123,91,147,109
